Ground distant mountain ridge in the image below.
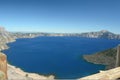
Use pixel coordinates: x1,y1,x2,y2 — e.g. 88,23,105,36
1,26,120,41
78,30,120,39
11,30,120,40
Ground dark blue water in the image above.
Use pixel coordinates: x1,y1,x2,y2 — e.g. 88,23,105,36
3,37,120,79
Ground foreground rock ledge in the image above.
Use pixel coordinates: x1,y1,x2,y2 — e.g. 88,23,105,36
79,67,120,80
7,64,54,80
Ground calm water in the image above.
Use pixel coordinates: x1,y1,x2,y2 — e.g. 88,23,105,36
3,37,120,79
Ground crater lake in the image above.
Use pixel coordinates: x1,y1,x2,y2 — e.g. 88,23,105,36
3,36,120,79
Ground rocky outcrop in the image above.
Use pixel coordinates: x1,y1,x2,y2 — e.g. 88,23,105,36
115,45,120,67
0,52,7,80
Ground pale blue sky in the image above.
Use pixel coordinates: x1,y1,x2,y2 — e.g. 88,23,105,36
0,0,120,33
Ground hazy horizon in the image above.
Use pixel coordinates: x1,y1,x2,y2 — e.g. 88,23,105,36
0,0,120,33
4,28,119,34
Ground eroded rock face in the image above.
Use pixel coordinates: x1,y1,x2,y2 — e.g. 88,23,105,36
0,26,15,51
0,53,7,80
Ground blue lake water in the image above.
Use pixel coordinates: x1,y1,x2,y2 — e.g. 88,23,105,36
3,36,120,79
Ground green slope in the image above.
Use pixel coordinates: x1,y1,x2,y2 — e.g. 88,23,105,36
83,48,117,69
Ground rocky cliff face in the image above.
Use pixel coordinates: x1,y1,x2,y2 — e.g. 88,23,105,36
0,27,14,80
0,52,7,80
0,27,15,51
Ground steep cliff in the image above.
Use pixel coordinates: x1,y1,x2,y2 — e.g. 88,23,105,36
0,27,15,51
